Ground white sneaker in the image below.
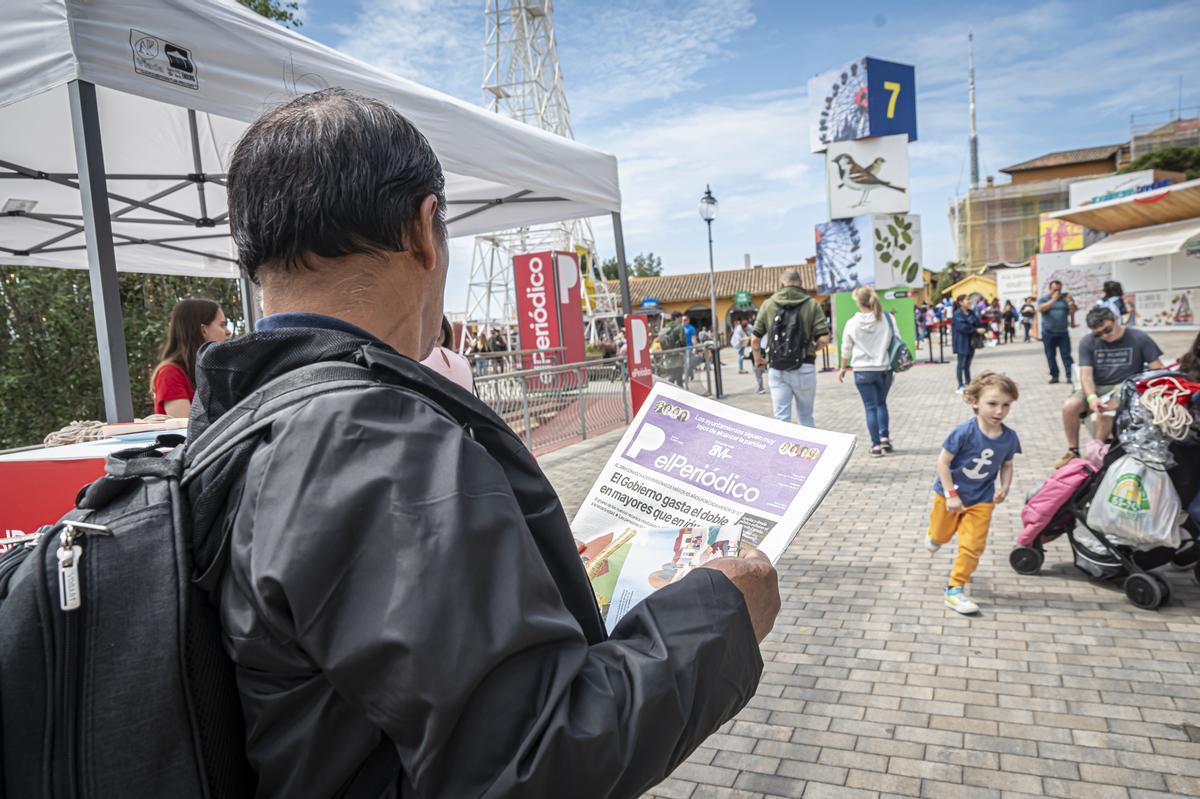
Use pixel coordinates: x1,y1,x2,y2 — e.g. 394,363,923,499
925,537,941,554
955,386,965,394
944,587,979,614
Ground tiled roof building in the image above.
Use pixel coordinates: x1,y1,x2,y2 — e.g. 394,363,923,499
604,262,817,307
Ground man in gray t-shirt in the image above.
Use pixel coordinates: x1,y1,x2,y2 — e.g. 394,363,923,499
1037,279,1077,384
1056,305,1164,466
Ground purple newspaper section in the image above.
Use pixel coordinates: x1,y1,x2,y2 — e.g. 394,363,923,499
620,397,826,516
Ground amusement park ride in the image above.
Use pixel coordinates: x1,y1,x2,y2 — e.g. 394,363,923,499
462,0,619,345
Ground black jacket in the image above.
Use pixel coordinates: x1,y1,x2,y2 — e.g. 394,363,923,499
192,327,763,798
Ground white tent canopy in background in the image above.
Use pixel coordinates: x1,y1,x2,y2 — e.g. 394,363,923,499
0,0,631,422
0,0,622,275
1070,219,1200,266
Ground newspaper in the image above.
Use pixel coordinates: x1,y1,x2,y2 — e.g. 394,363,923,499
582,525,742,632
572,381,856,564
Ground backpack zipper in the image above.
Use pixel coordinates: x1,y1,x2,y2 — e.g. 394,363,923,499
54,520,110,799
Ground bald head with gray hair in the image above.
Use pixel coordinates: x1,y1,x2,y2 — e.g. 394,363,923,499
780,268,803,287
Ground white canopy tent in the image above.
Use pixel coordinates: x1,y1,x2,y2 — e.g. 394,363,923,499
1070,218,1200,266
0,0,633,421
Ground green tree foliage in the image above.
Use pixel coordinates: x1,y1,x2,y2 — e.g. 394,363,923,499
0,267,242,449
935,262,964,297
236,0,302,27
1119,145,1200,180
0,0,293,450
597,252,664,280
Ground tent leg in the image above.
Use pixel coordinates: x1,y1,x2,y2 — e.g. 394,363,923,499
239,276,261,329
611,212,632,316
69,80,133,423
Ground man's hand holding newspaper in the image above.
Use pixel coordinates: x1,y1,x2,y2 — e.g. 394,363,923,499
573,382,855,632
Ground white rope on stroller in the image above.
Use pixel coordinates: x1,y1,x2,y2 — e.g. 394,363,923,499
1138,377,1194,442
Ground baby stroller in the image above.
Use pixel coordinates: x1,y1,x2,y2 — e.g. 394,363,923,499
1011,371,1200,609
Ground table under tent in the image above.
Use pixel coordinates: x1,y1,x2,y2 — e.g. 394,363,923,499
0,0,633,422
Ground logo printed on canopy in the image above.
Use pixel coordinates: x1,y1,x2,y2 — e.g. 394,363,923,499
130,29,198,90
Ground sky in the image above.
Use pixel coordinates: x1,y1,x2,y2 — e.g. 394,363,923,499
291,0,1200,312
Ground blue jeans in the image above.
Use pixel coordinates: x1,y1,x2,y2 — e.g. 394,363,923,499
769,364,817,426
1042,329,1073,380
955,349,974,388
736,346,746,371
854,370,893,446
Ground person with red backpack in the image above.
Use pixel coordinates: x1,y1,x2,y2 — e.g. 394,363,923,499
750,269,830,426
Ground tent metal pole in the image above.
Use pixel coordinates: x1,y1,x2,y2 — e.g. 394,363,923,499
68,79,134,423
239,276,261,329
611,211,632,315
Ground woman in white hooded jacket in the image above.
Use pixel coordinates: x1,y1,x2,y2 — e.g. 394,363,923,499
838,285,894,457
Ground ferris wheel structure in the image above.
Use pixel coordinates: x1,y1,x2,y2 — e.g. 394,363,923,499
462,0,617,343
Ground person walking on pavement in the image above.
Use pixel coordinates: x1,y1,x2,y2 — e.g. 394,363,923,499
730,318,750,374
838,285,895,457
1038,279,1077,384
952,294,985,394
751,268,830,426
1019,296,1037,342
1002,300,1017,344
681,314,697,381
656,310,687,386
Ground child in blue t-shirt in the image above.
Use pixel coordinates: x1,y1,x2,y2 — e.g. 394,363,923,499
926,371,1022,614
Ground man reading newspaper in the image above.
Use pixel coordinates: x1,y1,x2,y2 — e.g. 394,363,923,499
200,88,780,798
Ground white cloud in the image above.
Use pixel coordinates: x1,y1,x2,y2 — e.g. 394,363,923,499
333,0,481,99
558,0,756,121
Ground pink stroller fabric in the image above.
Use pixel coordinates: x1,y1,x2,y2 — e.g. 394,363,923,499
1017,457,1098,546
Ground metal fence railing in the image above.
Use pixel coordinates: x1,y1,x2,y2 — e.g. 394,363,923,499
650,342,715,397
465,346,565,377
475,356,632,455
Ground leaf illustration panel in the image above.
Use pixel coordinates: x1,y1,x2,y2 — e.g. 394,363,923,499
871,213,922,289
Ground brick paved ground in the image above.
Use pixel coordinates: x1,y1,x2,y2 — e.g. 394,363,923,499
539,329,1200,799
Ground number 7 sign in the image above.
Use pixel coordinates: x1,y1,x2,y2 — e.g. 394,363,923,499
867,58,917,142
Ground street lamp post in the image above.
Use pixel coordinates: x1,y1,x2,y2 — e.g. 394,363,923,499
698,185,724,398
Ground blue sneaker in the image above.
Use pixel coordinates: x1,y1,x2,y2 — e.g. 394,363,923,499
944,586,979,614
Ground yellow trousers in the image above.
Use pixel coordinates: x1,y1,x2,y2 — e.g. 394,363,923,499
927,493,995,588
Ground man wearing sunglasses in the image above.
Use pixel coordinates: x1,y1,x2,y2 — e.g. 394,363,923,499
1057,305,1163,466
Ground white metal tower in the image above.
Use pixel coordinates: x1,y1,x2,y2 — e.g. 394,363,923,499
462,0,616,343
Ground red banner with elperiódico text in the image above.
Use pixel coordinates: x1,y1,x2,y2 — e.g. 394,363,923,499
514,250,586,392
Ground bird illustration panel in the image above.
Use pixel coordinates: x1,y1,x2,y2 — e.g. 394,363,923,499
825,134,910,219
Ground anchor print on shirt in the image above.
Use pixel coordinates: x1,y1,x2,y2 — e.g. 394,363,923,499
961,448,995,480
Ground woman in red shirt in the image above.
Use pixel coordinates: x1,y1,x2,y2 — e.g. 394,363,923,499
152,298,232,417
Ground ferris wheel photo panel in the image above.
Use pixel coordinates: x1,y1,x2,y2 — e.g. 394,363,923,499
816,216,872,296
809,58,869,153
826,134,910,219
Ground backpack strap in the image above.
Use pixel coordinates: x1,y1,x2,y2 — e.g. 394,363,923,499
183,361,377,478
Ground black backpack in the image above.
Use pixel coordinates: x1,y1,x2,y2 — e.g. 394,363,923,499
768,303,809,371
0,362,398,799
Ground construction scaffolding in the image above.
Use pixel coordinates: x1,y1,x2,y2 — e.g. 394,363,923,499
1130,108,1200,160
949,178,1073,270
463,0,618,343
